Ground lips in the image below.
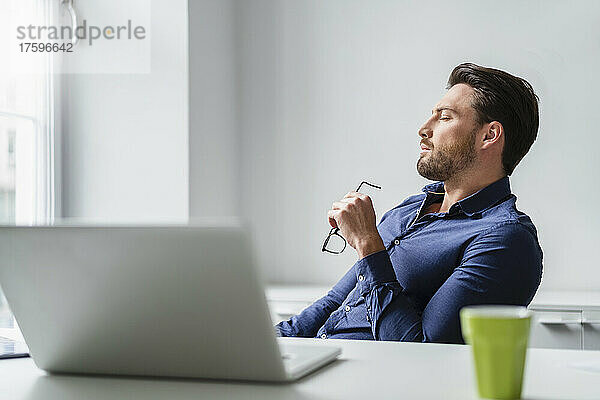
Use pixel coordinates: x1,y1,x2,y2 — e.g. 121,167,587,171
420,143,432,151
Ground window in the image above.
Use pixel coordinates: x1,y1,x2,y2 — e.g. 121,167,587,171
0,0,56,325
0,128,15,223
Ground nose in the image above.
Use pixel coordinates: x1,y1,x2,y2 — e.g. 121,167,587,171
418,117,433,139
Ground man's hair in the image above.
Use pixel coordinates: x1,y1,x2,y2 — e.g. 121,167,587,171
447,63,539,176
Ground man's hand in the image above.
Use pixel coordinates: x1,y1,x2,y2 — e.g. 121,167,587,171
327,192,385,259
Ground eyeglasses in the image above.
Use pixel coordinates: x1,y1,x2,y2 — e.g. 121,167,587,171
321,181,382,254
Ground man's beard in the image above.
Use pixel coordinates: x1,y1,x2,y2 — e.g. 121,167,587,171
416,128,478,181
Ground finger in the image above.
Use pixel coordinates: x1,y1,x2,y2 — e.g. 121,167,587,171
360,194,372,206
353,192,369,201
328,217,337,228
343,192,370,203
352,193,372,206
327,209,339,228
339,196,367,208
332,201,347,210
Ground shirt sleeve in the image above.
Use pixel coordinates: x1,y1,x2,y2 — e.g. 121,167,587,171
275,265,357,337
356,221,543,343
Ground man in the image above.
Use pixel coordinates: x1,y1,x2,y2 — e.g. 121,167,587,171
276,63,543,344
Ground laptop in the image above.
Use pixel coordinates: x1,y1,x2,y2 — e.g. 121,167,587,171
0,223,340,381
0,300,29,359
0,336,29,359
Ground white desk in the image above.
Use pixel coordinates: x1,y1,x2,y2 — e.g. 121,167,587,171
0,338,599,399
532,291,600,310
266,287,600,351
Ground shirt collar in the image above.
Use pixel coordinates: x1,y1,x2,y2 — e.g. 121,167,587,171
421,176,512,217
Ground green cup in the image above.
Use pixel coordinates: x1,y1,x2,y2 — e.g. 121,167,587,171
460,305,532,400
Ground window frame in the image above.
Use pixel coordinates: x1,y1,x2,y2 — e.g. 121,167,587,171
0,0,58,224
0,0,58,317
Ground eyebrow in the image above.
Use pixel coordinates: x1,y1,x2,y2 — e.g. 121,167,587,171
432,107,458,115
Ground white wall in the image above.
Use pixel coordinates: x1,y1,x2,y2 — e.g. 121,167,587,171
189,0,239,218
61,0,239,223
60,0,600,291
235,0,600,290
61,0,189,221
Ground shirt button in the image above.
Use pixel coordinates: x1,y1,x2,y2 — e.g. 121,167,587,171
321,333,327,339
358,275,364,281
394,239,400,245
345,305,351,312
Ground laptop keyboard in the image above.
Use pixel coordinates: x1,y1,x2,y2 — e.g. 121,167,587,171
281,353,297,360
0,336,29,358
1,336,17,352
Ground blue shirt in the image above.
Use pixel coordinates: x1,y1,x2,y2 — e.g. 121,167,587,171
276,176,543,344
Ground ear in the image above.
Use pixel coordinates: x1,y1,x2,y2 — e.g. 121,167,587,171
481,121,503,150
